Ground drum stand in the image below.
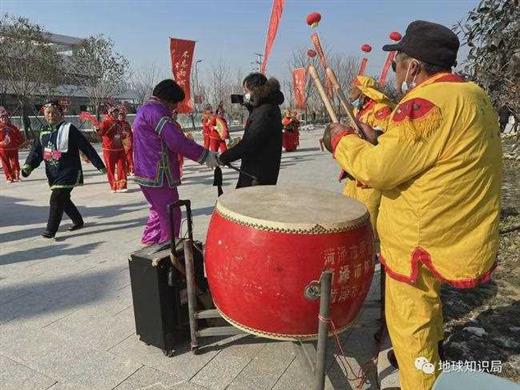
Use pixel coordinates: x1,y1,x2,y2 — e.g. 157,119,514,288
173,200,332,390
171,200,245,355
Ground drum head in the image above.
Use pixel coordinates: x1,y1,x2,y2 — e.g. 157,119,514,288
215,186,368,233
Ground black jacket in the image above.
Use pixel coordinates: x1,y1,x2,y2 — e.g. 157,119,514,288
24,122,105,189
220,84,284,188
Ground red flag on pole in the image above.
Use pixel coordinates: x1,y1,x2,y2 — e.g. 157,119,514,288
379,51,396,85
292,68,306,110
357,58,369,76
379,32,402,86
310,32,333,98
260,0,285,74
310,32,327,69
357,44,372,76
170,38,196,113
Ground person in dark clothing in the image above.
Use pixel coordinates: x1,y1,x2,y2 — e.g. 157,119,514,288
498,106,511,133
218,73,284,188
22,101,106,239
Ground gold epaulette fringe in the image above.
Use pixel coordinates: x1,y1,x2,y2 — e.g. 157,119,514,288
398,105,442,143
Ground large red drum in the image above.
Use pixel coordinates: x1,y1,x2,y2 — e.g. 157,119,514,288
205,186,375,340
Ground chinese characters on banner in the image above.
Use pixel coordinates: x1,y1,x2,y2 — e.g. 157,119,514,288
169,38,196,113
292,68,306,110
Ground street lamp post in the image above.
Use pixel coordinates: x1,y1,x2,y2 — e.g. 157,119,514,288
192,59,203,131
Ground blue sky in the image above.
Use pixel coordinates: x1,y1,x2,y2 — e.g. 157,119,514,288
1,0,477,83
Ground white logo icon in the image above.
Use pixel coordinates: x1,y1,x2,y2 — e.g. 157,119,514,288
415,357,435,375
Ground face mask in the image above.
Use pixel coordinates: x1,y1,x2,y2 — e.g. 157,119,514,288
401,60,418,93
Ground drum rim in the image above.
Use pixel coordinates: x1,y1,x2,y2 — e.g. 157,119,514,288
215,203,369,234
214,302,353,341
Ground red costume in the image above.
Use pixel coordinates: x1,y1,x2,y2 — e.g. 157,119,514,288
282,111,300,152
97,111,127,192
209,113,229,153
201,109,212,149
0,108,24,182
119,115,133,175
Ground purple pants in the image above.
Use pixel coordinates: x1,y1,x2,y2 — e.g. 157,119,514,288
140,183,181,245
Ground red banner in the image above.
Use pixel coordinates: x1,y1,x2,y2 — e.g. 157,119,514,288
357,57,368,76
379,51,396,86
311,32,327,69
292,68,306,110
260,0,285,74
170,38,195,113
310,32,333,98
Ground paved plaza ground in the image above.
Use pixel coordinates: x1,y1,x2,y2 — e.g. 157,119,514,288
0,129,398,389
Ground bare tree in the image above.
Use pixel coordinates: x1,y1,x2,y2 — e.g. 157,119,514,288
0,14,62,136
207,58,231,113
69,35,129,119
128,63,162,107
455,0,520,150
328,53,358,114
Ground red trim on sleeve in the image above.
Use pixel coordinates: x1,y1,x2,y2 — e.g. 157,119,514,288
380,246,496,289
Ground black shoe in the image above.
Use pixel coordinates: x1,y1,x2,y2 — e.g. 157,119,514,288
41,231,55,239
68,223,84,231
387,349,399,369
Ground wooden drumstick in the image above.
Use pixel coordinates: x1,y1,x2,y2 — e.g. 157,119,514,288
325,67,364,138
308,65,338,123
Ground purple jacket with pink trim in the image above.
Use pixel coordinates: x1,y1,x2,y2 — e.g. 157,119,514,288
133,98,207,187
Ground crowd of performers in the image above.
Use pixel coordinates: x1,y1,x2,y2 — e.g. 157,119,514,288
1,18,505,390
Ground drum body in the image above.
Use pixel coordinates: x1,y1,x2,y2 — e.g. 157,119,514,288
205,186,374,340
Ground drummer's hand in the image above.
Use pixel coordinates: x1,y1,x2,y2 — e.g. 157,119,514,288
358,123,379,145
322,123,356,154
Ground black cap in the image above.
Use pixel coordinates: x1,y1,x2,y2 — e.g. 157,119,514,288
383,20,459,68
153,79,185,104
42,100,64,112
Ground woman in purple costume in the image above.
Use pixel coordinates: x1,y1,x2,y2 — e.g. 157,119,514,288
133,79,219,245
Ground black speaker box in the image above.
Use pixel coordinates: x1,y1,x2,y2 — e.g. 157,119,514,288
128,241,207,356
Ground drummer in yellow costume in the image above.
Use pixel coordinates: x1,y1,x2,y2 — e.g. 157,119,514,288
324,21,502,390
343,75,394,234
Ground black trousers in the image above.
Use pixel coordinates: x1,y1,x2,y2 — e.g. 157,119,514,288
46,188,83,234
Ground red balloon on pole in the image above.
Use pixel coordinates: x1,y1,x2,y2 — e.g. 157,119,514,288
361,44,372,53
389,31,402,42
306,12,321,28
307,49,317,58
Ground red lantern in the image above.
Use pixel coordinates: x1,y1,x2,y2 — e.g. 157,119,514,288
389,31,402,42
361,44,372,53
306,12,321,28
307,49,317,58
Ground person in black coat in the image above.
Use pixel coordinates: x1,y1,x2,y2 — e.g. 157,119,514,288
219,73,284,188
